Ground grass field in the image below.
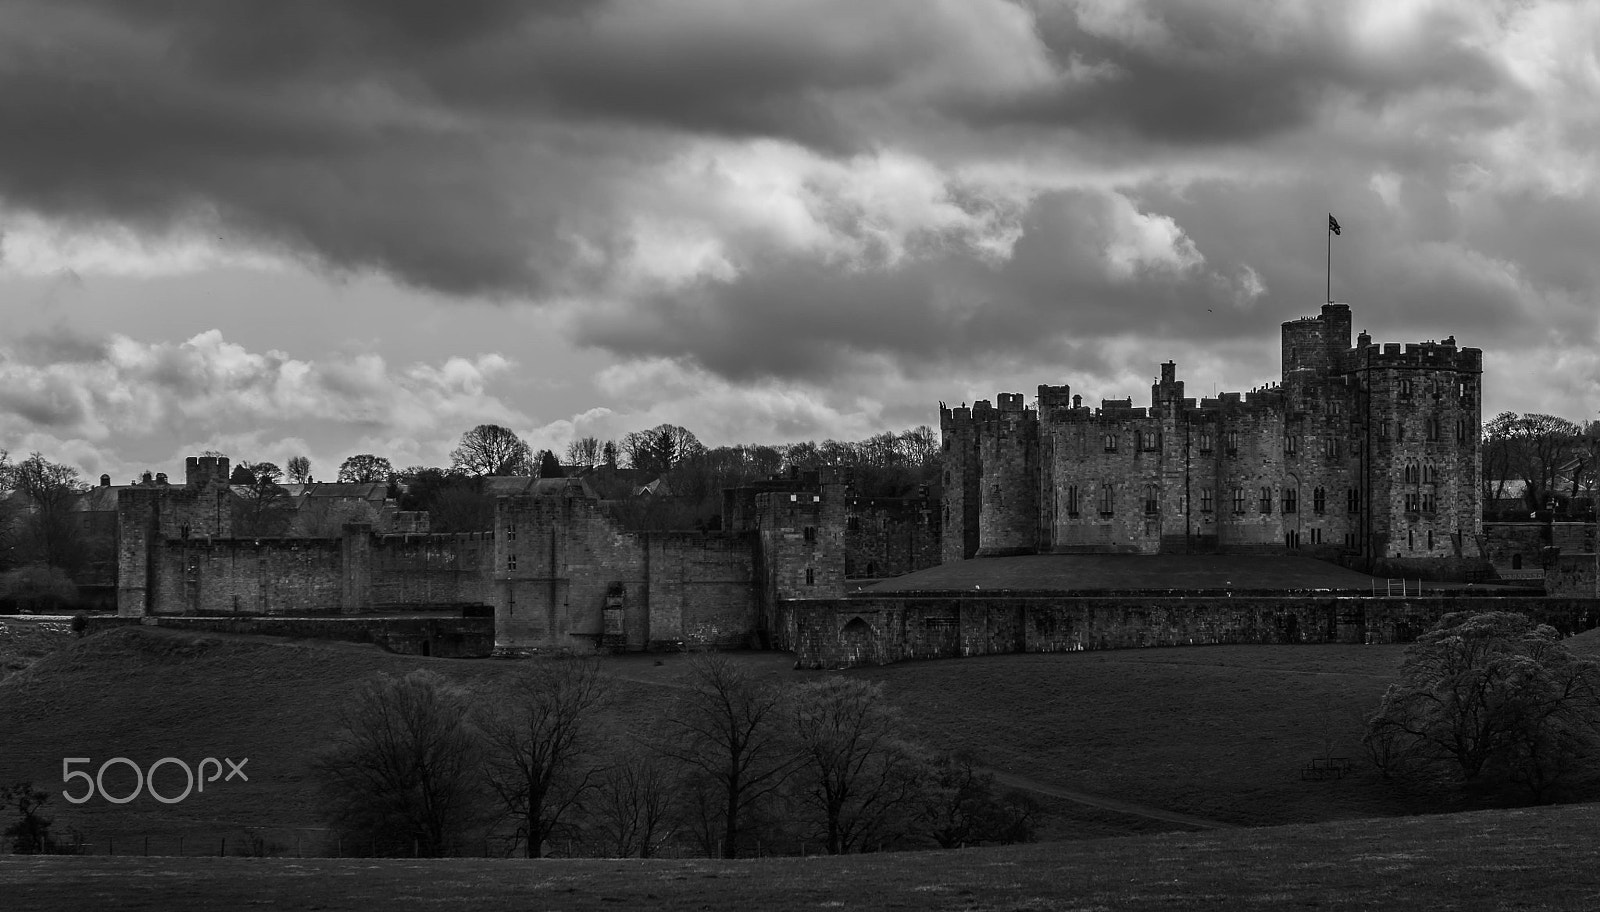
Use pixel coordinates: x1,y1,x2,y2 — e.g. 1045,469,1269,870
3,622,1596,856
4,804,1600,911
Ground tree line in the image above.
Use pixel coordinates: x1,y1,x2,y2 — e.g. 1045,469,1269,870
313,655,1036,858
1481,412,1600,519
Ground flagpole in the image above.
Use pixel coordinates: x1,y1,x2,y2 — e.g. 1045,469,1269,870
1326,218,1332,304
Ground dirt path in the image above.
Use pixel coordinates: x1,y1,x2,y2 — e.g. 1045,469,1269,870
981,768,1237,830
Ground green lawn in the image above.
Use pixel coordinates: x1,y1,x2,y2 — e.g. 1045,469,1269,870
3,624,1595,855
4,804,1600,911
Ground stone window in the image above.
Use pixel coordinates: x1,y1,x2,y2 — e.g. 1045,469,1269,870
1310,527,1322,544
506,522,516,541
790,494,798,502
1099,484,1114,515
1313,487,1326,514
1329,400,1342,416
507,554,517,571
1144,485,1159,514
804,526,816,543
1284,433,1298,455
1233,487,1246,513
1259,486,1272,513
1404,460,1420,484
806,568,815,586
1142,431,1160,452
1428,530,1434,550
1066,485,1079,516
1422,460,1436,484
1399,378,1413,397
1405,493,1420,512
1225,431,1239,455
1198,430,1213,453
1283,488,1297,513
1456,419,1468,444
1104,434,1118,452
1378,421,1389,440
1200,488,1213,512
1422,491,1436,513
1426,418,1440,441
1347,487,1361,513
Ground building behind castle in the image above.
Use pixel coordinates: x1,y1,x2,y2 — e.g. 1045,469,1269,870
940,303,1485,571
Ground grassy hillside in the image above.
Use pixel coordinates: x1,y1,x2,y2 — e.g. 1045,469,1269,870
5,624,1592,854
4,804,1600,911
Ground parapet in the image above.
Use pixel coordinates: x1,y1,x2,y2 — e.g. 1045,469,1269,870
185,456,231,488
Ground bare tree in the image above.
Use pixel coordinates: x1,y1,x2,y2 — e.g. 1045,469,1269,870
565,437,605,468
657,654,797,858
337,454,394,484
451,425,533,477
621,424,704,478
234,461,291,536
312,670,484,856
8,453,87,573
476,659,612,858
590,745,680,858
789,677,922,854
286,455,312,484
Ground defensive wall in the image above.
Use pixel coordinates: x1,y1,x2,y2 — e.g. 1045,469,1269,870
78,614,493,657
788,594,1600,669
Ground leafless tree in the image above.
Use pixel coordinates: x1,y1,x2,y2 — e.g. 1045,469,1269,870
234,461,291,536
286,455,312,484
476,659,613,858
590,744,680,858
789,677,922,854
7,452,87,573
564,437,607,468
657,654,797,858
312,670,484,856
621,424,704,478
451,424,533,477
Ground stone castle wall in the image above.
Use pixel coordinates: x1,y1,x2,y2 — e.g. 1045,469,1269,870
844,497,939,578
942,304,1483,568
791,594,1600,669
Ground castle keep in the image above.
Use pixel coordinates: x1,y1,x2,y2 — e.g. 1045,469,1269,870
941,304,1484,568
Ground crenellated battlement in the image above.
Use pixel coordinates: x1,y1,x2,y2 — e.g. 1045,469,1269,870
940,302,1483,564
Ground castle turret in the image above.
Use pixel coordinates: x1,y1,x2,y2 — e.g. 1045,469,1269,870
974,394,1040,557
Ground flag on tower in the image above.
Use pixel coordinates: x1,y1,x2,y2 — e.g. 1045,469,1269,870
1328,213,1341,236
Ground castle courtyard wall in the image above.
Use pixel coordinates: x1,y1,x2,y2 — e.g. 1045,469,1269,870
790,595,1600,668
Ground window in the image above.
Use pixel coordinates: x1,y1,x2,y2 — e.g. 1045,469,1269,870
1378,421,1389,440
1233,488,1246,513
1347,488,1361,513
1259,486,1272,513
1422,491,1436,513
1313,487,1326,514
1283,488,1297,513
1428,530,1434,550
1329,400,1342,416
790,494,798,502
1404,460,1419,484
506,522,517,541
1310,528,1322,544
507,554,517,572
1456,419,1467,444
1099,484,1114,515
1405,493,1420,512
1144,485,1159,514
1426,418,1440,441
1066,485,1079,516
806,568,815,586
1399,378,1413,397
1322,437,1340,459
1104,433,1118,452
1142,431,1160,452
1225,431,1239,455
804,526,816,543
1284,433,1298,455
1199,430,1213,453
1200,488,1214,512
1422,460,1437,484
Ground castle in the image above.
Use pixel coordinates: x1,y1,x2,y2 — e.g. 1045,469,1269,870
940,304,1484,570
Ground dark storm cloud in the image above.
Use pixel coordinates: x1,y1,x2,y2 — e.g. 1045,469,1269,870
975,3,1514,145
7,323,108,366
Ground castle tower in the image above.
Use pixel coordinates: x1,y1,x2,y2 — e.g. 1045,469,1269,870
939,402,980,561
975,394,1040,557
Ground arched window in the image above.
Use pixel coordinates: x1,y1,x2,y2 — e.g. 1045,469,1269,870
1144,485,1159,514
1099,484,1114,514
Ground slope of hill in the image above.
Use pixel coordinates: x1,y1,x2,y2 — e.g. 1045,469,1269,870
3,804,1600,912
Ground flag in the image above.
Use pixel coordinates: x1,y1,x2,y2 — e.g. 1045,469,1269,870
1328,213,1341,236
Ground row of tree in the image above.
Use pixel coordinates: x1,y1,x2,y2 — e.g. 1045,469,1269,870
315,656,1036,858
1481,412,1600,518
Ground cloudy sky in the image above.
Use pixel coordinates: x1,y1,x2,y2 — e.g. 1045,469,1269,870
1,0,1596,482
